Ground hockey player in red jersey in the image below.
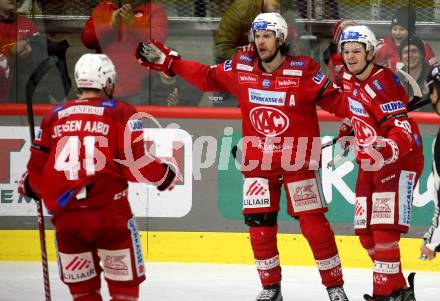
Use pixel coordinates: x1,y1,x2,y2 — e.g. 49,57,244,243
322,19,357,86
136,12,349,301
18,53,177,301
334,25,424,301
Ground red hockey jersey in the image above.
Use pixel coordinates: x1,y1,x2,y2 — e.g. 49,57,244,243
27,98,167,214
335,65,423,163
172,53,340,175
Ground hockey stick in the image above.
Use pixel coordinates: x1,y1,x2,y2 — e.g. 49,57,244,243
29,2,51,301
396,69,423,101
25,4,55,296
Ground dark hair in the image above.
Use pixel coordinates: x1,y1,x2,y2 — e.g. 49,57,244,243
391,6,416,35
279,43,290,56
399,35,425,59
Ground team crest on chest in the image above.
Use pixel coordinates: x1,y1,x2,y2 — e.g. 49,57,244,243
351,117,377,147
249,106,289,136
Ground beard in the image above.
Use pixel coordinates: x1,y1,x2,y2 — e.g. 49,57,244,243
259,48,279,63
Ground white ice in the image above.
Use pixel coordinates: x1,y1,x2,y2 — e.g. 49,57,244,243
0,262,439,300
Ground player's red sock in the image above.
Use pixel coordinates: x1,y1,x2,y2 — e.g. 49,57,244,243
298,214,344,288
249,225,281,287
372,230,406,296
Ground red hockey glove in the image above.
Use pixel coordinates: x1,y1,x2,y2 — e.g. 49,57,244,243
336,118,353,154
157,162,178,191
135,40,180,77
372,137,400,165
18,171,40,201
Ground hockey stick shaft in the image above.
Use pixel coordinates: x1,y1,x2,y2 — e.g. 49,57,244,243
26,2,52,294
26,102,51,301
26,86,52,301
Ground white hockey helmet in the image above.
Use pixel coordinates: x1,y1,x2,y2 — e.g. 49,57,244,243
338,25,377,54
249,12,288,42
74,53,117,90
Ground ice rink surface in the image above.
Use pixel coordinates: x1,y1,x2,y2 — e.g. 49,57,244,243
0,262,439,301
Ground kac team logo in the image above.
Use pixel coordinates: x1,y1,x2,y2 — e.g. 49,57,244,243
249,106,289,136
350,117,377,147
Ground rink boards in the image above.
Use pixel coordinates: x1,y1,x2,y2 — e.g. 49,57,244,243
0,117,439,271
0,230,439,271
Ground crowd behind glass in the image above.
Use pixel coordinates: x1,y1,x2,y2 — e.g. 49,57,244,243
0,0,439,111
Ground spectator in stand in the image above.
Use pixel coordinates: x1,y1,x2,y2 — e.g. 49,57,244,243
375,5,438,71
214,0,296,64
213,0,297,106
396,35,433,111
82,0,168,105
0,0,38,103
322,19,356,85
149,72,204,106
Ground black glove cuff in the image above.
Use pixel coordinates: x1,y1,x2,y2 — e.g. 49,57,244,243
157,163,177,191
